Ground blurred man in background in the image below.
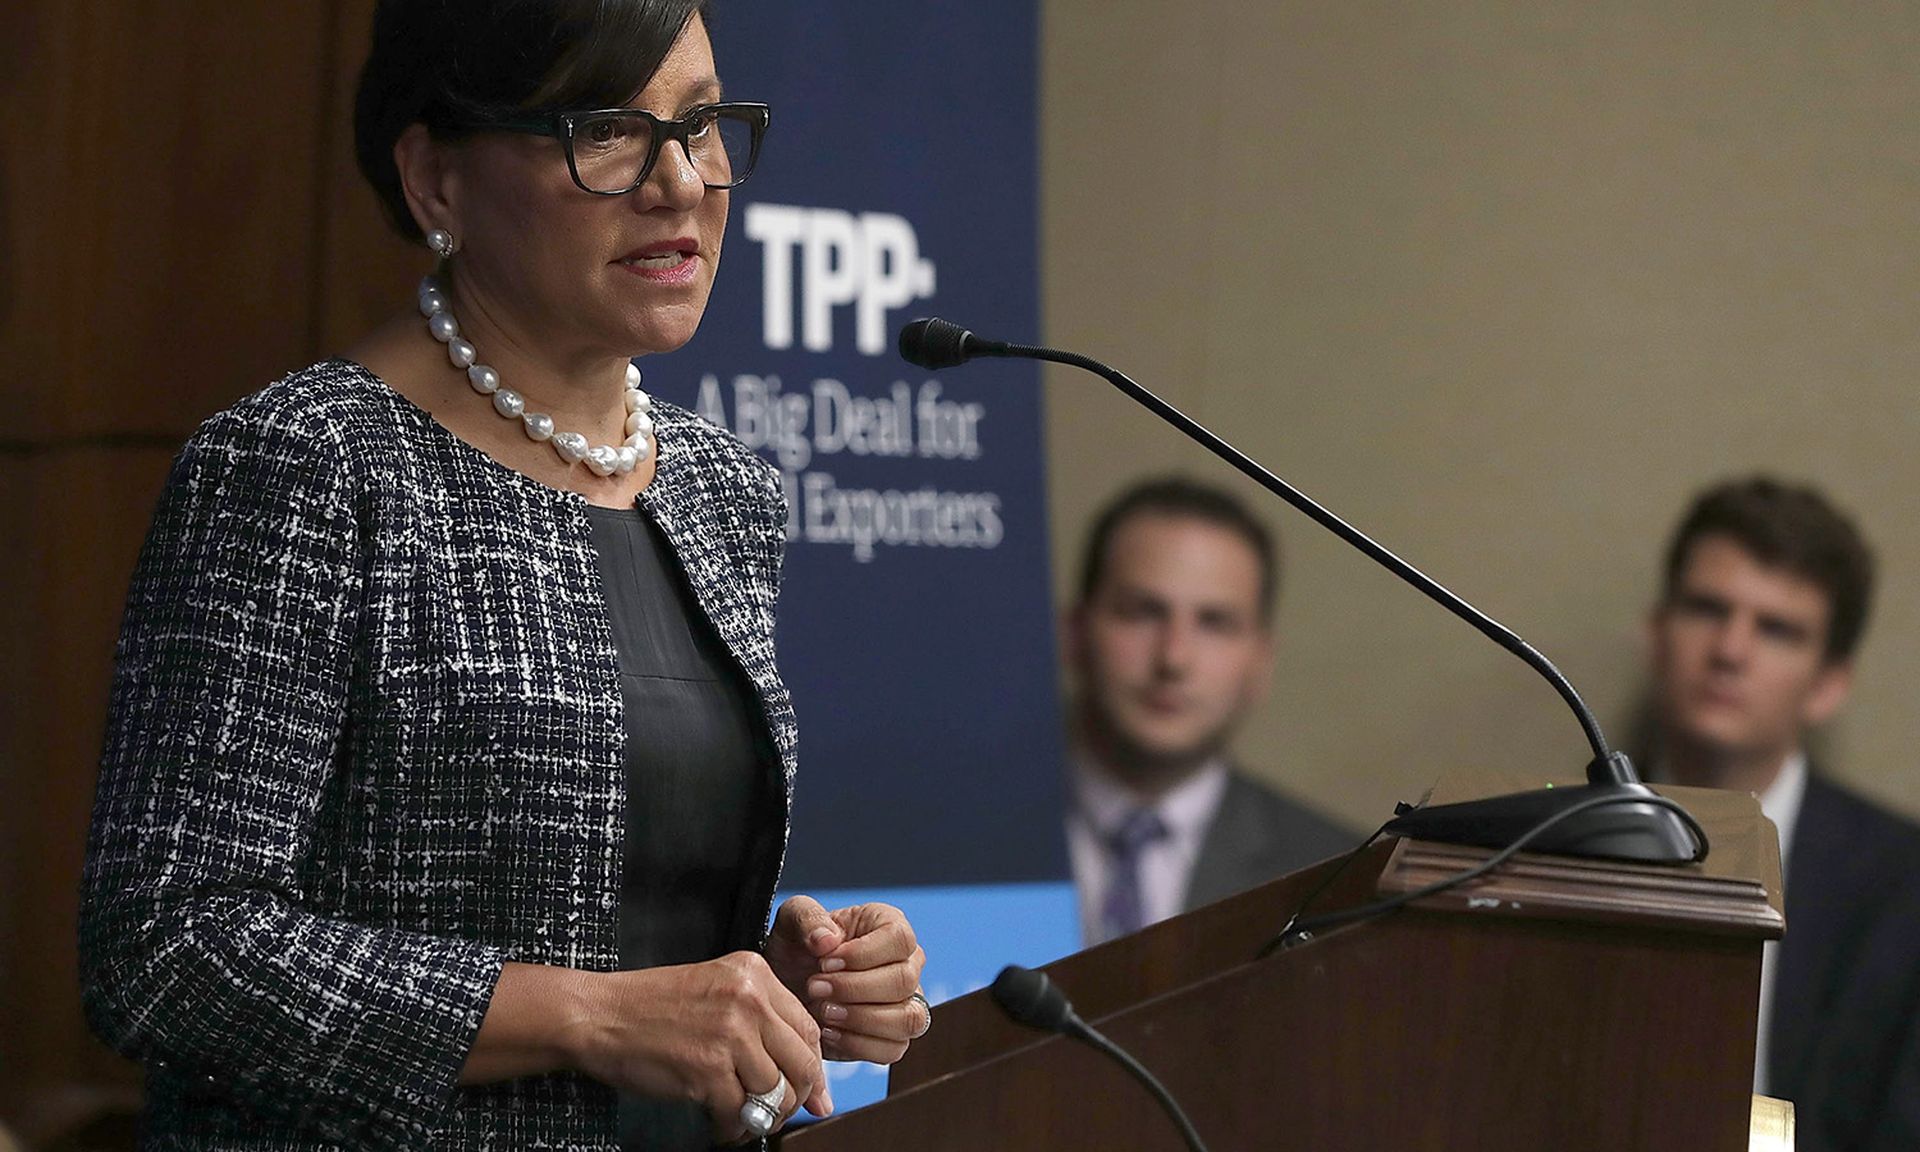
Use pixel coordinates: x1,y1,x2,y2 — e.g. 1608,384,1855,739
1064,477,1353,946
1646,476,1920,1150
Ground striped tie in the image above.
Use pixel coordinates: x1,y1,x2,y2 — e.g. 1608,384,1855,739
1100,807,1170,942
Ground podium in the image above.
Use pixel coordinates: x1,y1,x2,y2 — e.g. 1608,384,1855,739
781,775,1786,1151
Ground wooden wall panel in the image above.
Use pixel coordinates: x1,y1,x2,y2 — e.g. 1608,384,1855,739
0,457,31,1088
318,0,431,352
1,2,336,440
1,0,362,1139
0,3,75,429
0,450,175,1130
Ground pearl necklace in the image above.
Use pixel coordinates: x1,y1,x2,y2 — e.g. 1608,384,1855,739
417,276,655,478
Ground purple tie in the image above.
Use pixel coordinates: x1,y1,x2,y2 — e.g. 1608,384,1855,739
1100,807,1170,942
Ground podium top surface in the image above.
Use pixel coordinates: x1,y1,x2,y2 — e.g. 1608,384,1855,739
1378,769,1785,939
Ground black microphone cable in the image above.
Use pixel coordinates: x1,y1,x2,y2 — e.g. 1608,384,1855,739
1251,821,1395,961
1255,791,1708,959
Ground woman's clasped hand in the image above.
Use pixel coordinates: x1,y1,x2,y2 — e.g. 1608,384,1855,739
463,896,928,1142
581,897,925,1140
570,951,828,1141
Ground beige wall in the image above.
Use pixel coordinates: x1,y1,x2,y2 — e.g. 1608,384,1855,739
1041,0,1920,829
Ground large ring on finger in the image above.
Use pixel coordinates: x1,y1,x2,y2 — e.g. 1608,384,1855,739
739,1074,788,1138
909,990,932,1040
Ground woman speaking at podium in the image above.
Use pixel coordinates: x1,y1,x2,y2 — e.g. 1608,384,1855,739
78,2,928,1147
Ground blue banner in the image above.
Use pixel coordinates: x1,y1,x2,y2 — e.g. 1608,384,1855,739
651,1,1077,1113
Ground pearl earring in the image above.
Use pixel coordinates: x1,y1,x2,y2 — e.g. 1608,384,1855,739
427,228,458,258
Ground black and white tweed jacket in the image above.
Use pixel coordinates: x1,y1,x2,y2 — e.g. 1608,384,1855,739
80,359,797,1150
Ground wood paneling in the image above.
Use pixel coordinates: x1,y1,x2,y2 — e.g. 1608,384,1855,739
0,448,176,1119
0,0,402,1136
0,2,74,426
0,456,29,1088
317,0,429,352
1,2,336,441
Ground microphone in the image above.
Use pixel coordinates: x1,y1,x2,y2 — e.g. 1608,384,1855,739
991,966,1211,1152
901,317,1706,865
897,317,1007,369
989,964,1074,1031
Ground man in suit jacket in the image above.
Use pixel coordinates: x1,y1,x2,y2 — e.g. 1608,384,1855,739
1645,476,1920,1151
1063,477,1354,947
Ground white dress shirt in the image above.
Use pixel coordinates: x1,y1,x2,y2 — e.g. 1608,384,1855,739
1067,757,1230,946
1753,751,1809,1094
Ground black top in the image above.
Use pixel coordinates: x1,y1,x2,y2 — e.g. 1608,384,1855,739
584,504,769,1152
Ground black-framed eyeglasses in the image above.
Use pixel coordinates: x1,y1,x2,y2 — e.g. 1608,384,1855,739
472,102,770,196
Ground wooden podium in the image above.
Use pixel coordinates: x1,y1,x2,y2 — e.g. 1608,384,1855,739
781,775,1785,1151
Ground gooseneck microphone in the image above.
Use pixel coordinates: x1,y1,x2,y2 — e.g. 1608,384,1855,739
901,318,1706,865
897,317,1006,369
991,966,1211,1152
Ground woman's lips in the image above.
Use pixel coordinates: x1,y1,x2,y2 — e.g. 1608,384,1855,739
616,249,700,285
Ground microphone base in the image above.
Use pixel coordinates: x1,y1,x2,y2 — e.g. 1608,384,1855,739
1382,782,1706,864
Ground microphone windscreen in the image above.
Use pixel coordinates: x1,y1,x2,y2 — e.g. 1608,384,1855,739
897,317,974,369
991,965,1073,1032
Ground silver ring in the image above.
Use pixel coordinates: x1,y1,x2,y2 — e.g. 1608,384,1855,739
739,1074,788,1138
908,990,932,1040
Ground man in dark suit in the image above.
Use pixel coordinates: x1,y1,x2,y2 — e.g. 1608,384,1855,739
1646,476,1920,1151
1063,477,1354,946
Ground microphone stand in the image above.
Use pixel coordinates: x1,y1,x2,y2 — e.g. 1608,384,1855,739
904,319,1705,864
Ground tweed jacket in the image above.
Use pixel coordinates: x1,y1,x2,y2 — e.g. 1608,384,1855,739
80,359,797,1150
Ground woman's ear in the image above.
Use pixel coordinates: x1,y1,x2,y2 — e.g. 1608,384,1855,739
393,123,459,241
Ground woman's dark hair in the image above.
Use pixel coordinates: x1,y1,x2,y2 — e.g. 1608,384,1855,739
1661,475,1876,663
354,0,709,243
